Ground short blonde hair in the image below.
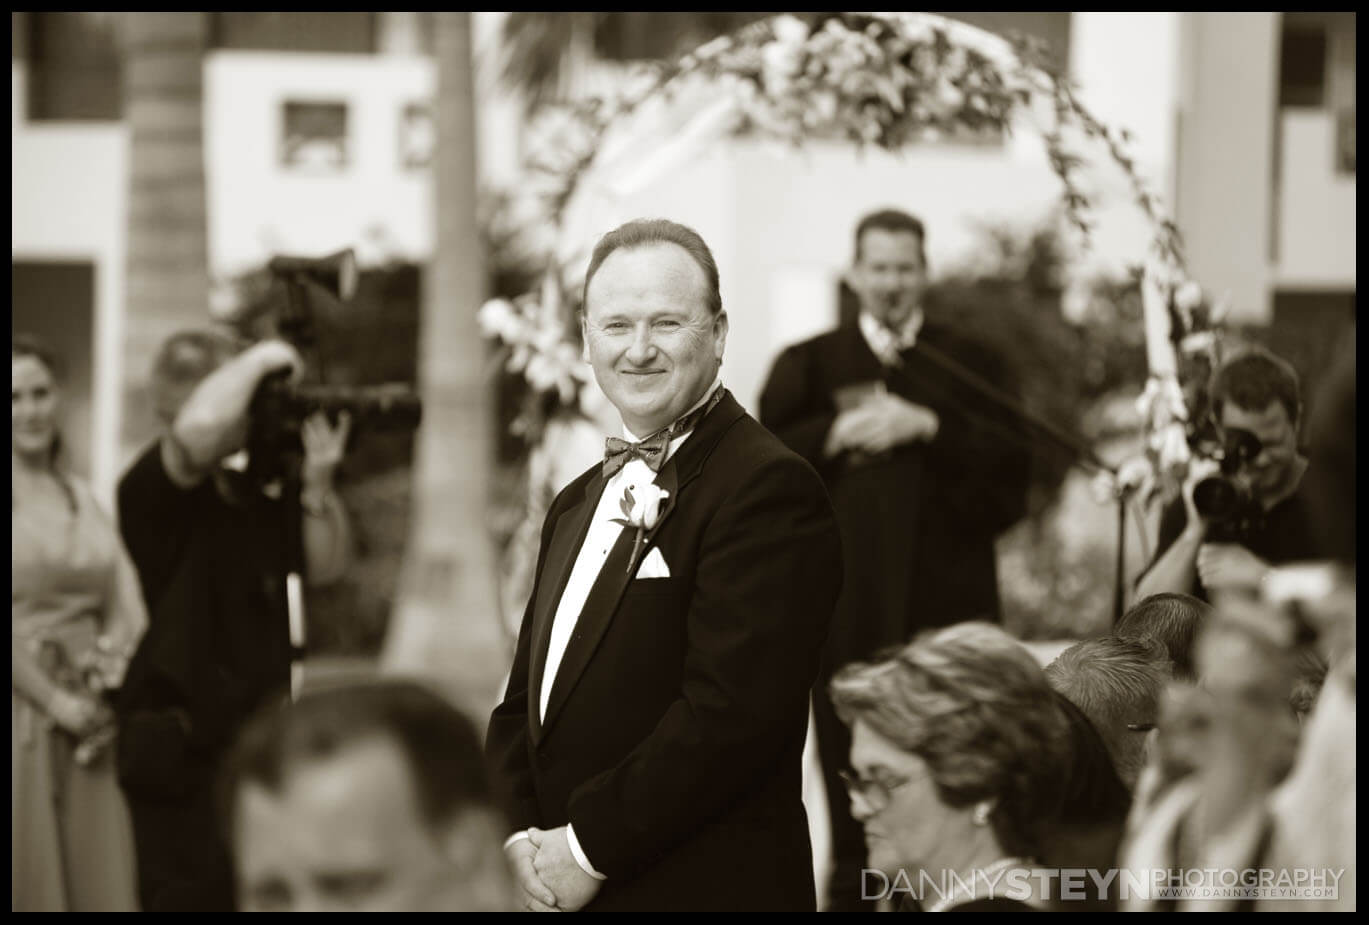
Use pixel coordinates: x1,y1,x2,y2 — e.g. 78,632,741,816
830,622,1071,857
150,328,239,424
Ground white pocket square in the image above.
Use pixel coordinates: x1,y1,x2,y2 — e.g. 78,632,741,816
636,547,671,579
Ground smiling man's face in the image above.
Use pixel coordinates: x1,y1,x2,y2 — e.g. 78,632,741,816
582,242,727,437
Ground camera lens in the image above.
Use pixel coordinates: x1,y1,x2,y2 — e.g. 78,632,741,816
1193,476,1240,520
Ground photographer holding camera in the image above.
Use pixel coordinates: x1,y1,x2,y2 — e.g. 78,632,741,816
1136,347,1319,603
115,330,353,911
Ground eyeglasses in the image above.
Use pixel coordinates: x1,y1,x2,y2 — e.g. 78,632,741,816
838,768,916,813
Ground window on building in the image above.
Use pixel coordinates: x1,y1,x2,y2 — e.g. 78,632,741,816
23,12,123,121
1279,23,1328,107
1336,110,1355,175
211,13,376,54
282,101,349,171
13,12,29,61
1279,13,1355,173
399,102,435,170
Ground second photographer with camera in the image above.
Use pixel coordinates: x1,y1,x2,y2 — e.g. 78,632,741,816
1135,347,1320,603
114,330,354,911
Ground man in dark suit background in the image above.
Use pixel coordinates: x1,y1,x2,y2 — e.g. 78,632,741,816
759,208,1029,910
486,219,843,911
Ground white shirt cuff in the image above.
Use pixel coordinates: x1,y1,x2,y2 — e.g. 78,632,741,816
503,830,531,852
566,824,607,881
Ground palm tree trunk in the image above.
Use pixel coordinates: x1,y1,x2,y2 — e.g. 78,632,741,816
384,12,508,717
120,12,209,462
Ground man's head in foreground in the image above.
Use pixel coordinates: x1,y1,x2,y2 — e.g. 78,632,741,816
222,679,514,912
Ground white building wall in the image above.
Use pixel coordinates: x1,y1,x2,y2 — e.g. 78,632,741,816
11,62,129,507
1274,110,1357,289
1068,12,1183,284
202,51,435,280
1174,12,1281,323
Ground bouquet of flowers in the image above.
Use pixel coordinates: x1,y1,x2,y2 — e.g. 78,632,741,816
38,636,129,765
478,272,596,445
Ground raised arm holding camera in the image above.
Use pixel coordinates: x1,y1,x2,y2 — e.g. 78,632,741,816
1136,347,1319,603
114,330,354,911
157,336,353,584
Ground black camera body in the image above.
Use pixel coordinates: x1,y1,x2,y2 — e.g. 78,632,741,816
244,249,423,487
248,376,423,485
1190,425,1265,541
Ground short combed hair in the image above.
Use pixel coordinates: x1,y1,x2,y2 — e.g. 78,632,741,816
582,218,723,317
150,328,238,424
1209,345,1302,427
1050,690,1131,825
1115,593,1214,681
219,679,496,844
830,622,1072,858
1045,637,1170,784
853,208,927,265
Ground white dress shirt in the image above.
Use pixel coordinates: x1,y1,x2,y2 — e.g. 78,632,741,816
859,307,924,366
506,377,723,882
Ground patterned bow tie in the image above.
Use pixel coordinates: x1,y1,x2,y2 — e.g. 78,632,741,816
602,384,726,478
602,431,670,477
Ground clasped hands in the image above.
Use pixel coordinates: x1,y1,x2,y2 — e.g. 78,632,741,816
827,392,939,457
507,826,601,912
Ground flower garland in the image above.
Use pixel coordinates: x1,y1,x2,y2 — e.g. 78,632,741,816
482,11,1224,500
1121,279,1231,507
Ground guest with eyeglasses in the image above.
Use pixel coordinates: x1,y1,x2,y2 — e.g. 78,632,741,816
829,623,1072,911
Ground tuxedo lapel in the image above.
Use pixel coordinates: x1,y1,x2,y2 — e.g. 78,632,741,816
528,471,606,742
537,392,745,741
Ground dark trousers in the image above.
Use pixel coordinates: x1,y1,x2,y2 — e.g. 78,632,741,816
123,760,236,912
812,681,877,912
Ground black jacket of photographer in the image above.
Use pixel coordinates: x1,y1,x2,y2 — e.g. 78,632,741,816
114,442,293,792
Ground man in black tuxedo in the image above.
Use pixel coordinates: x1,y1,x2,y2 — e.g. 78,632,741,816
486,219,843,911
759,208,1029,910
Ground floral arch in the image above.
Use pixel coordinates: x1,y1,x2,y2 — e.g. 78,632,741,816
482,11,1227,630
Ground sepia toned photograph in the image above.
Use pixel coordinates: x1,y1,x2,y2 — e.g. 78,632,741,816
12,12,1355,912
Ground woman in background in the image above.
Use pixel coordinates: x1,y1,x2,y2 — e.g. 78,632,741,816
13,335,145,910
830,623,1072,911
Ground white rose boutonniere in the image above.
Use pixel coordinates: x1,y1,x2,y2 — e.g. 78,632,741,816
611,484,670,575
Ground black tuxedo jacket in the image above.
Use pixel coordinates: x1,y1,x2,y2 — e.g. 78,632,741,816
486,392,843,911
759,321,1029,672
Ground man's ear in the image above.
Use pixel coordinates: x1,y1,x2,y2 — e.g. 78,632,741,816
713,311,729,363
580,313,590,364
